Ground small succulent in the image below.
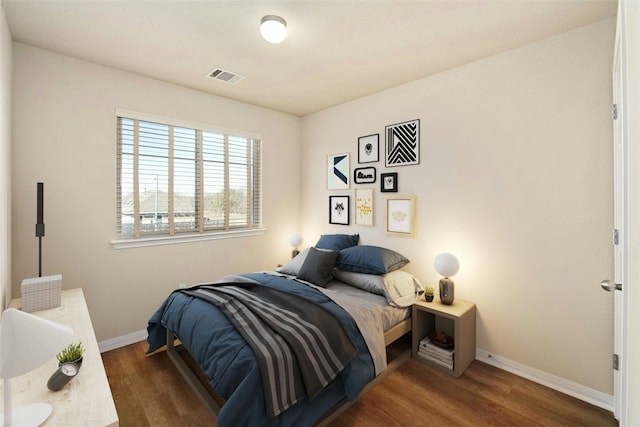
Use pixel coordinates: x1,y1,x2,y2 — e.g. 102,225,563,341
56,341,85,364
424,286,435,295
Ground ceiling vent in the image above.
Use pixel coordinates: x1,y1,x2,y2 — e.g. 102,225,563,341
206,67,245,85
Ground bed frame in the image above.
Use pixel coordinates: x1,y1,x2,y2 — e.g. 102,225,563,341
165,317,412,426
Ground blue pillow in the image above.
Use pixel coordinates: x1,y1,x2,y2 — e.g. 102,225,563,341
315,234,359,251
336,245,409,275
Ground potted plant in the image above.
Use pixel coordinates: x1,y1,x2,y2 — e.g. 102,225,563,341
57,341,85,368
424,286,435,302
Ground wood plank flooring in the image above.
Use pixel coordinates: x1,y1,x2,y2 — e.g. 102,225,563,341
101,340,617,427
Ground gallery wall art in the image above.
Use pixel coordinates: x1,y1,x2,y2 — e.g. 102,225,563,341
327,153,350,190
329,195,350,225
355,188,374,226
385,119,420,167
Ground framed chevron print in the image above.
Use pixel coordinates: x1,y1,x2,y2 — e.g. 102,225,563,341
327,153,350,190
385,119,420,167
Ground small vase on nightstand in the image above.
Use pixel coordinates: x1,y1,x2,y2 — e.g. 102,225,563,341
424,286,435,302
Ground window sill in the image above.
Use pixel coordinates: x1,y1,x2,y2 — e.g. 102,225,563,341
110,228,266,250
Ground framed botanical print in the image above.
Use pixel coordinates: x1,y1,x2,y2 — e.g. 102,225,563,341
355,188,374,226
329,195,350,225
358,134,379,163
380,172,398,192
384,195,416,237
327,153,350,190
385,119,420,167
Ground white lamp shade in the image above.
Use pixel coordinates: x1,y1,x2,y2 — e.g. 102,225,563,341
260,15,287,43
0,308,73,378
434,252,460,278
288,233,303,248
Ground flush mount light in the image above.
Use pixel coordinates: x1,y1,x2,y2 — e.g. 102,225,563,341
260,15,287,44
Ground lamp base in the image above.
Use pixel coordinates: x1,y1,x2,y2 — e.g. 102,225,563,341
439,277,455,305
1,403,52,427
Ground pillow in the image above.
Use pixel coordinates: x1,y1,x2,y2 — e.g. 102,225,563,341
333,270,385,295
335,245,409,275
296,247,339,287
315,234,359,251
275,247,311,276
378,270,423,307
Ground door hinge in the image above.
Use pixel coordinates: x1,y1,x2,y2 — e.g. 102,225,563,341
614,229,619,245
613,353,619,371
612,104,618,120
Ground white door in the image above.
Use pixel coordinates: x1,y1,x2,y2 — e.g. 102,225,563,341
601,1,628,421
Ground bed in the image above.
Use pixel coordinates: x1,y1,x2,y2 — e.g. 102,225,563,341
147,236,423,427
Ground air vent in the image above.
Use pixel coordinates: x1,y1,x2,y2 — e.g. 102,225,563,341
206,67,245,85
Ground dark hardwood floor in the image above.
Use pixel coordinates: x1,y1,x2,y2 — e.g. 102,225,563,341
102,340,617,427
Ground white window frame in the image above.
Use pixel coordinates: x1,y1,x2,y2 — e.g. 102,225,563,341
111,109,264,249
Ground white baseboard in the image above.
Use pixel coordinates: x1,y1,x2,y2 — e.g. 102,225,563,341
476,348,614,412
98,329,147,353
97,332,615,412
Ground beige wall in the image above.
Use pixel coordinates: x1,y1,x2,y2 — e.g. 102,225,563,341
0,5,11,309
11,43,302,342
301,18,615,394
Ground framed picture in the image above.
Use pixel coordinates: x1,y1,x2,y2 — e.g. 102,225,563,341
329,195,350,225
327,153,350,190
380,172,398,192
355,188,374,226
353,167,376,184
385,119,420,167
358,134,379,163
384,195,416,237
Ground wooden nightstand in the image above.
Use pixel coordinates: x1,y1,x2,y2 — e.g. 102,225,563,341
412,297,476,378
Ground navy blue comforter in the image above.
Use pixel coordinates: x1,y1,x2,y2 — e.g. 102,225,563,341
147,273,375,427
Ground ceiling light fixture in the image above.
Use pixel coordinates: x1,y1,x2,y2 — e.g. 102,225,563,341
260,15,287,44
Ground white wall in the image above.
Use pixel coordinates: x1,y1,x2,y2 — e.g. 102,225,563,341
0,5,11,309
301,18,615,395
11,43,302,342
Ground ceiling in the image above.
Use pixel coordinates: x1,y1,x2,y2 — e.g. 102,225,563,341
2,0,617,117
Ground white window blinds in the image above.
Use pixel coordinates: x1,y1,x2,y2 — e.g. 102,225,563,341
117,115,262,239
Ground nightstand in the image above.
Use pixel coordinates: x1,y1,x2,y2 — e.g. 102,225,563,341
412,298,476,378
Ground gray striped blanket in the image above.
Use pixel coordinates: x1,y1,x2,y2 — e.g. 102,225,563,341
181,282,358,419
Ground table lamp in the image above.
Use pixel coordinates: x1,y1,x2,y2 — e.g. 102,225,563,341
288,233,303,258
0,308,73,427
434,252,460,305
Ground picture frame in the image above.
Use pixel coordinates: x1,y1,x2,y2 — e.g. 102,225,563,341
353,167,376,184
355,188,374,226
329,195,350,225
385,119,420,167
358,134,379,164
327,153,350,190
380,172,398,193
384,195,416,237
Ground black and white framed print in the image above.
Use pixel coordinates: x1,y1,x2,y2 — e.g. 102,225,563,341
329,195,350,225
380,172,398,193
353,167,376,184
327,153,350,190
358,134,379,163
385,119,420,167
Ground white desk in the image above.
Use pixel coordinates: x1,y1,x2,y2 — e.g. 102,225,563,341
4,288,119,426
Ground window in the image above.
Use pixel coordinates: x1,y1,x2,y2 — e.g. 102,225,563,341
116,111,262,244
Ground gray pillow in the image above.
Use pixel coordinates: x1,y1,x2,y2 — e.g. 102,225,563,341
297,247,339,287
275,248,310,276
